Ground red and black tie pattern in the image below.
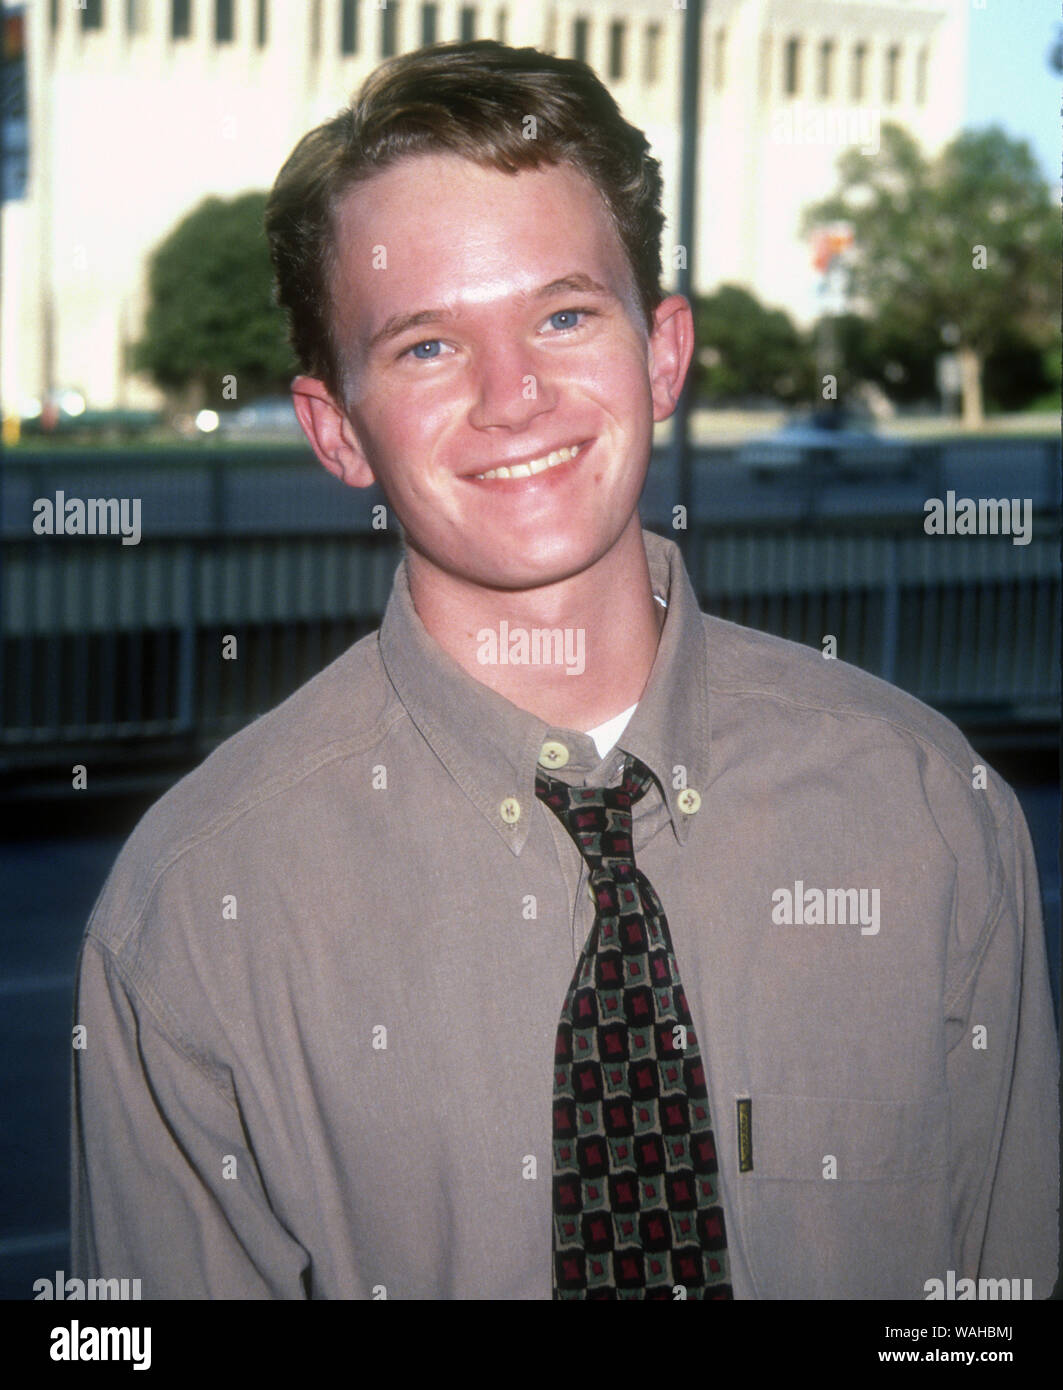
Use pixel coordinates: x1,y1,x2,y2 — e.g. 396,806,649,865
536,756,732,1300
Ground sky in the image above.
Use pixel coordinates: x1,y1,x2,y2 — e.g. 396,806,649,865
965,0,1061,182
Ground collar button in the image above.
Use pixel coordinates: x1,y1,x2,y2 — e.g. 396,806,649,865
538,740,570,770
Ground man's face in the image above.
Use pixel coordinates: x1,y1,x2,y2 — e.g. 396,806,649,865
307,153,686,595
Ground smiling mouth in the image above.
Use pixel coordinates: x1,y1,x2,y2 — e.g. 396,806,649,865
472,443,584,481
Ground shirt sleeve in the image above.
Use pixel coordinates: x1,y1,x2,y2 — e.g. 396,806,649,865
944,783,1059,1296
71,933,312,1299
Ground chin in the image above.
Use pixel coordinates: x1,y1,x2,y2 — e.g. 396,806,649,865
471,537,617,592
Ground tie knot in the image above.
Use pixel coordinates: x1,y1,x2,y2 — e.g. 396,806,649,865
535,756,654,873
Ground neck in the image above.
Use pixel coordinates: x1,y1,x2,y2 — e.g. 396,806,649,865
406,520,664,730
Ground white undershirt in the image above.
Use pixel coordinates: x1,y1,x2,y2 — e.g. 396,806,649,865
582,593,668,757
586,702,638,758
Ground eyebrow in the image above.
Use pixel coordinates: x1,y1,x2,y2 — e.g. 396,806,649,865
366,273,613,354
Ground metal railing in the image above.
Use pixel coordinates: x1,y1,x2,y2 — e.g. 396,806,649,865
2,439,1059,776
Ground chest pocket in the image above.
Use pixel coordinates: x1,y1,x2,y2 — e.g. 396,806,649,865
731,1092,950,1299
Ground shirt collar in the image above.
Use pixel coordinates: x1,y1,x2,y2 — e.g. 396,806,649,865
377,530,712,854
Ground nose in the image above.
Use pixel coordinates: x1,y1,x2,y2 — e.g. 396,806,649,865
466,341,556,431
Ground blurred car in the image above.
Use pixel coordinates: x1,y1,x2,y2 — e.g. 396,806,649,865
738,406,910,473
196,396,304,441
18,389,162,439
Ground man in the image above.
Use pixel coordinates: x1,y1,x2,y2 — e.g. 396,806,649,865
72,41,1058,1300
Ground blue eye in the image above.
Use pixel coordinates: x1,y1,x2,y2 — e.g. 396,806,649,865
548,309,582,330
409,340,442,359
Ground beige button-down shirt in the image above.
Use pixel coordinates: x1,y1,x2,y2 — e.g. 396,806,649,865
71,531,1059,1298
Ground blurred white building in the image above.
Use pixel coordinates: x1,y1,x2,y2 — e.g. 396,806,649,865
4,0,968,413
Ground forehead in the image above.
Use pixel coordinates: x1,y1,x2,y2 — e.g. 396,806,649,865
329,153,637,340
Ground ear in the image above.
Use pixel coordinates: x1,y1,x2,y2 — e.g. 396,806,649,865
645,295,695,424
290,375,376,488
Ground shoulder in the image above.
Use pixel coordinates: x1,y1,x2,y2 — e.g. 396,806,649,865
86,630,400,953
698,612,1025,932
701,611,977,779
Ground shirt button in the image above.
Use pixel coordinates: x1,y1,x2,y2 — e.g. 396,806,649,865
587,881,596,903
500,796,521,825
677,788,702,815
538,740,570,770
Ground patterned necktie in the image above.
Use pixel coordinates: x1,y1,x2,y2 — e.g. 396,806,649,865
536,755,732,1300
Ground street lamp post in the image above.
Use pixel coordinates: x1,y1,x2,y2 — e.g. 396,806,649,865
669,0,704,558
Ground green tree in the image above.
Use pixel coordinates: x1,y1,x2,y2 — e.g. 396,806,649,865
828,312,937,405
804,124,1058,425
691,285,816,405
132,192,296,406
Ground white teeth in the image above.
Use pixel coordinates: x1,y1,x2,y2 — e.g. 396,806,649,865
474,443,581,481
